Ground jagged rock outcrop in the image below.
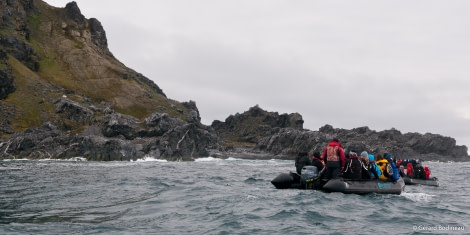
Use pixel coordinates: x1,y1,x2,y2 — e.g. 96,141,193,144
0,97,218,161
213,106,469,162
61,2,111,57
212,105,303,145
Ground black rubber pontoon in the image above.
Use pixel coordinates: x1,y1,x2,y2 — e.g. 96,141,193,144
402,176,439,187
271,172,299,189
322,177,405,195
271,166,321,189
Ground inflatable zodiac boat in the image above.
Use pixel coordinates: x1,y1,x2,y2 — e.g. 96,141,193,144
271,166,405,195
402,176,439,187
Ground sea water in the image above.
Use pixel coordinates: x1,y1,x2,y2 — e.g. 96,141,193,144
1,158,468,234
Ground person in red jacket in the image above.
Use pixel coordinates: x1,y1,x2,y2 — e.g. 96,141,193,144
407,162,414,178
424,166,431,180
321,138,346,180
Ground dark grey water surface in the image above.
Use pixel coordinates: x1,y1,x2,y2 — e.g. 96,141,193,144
1,158,469,234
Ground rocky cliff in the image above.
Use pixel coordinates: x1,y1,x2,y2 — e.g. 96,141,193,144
0,0,218,160
211,106,469,162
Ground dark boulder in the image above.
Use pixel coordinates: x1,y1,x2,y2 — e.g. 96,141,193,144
143,112,186,137
101,112,141,140
55,97,94,125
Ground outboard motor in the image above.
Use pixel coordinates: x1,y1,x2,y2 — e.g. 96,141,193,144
300,165,320,189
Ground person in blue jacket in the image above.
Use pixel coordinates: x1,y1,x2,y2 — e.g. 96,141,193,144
367,154,381,179
384,153,400,182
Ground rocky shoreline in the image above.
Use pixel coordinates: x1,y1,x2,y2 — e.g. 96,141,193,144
1,101,469,162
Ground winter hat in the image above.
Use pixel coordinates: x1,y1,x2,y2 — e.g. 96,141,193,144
368,154,375,162
384,153,392,159
361,151,368,157
313,151,321,158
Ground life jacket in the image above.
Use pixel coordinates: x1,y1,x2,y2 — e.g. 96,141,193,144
377,159,393,180
326,145,339,162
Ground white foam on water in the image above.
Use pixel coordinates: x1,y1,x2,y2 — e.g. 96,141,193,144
133,156,168,162
68,157,87,161
1,158,29,161
194,157,223,162
225,157,243,161
401,192,436,202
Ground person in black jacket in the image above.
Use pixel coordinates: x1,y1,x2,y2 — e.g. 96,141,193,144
311,151,325,172
295,151,311,175
343,151,370,180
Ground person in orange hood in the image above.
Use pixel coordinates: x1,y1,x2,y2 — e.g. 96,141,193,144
321,138,345,180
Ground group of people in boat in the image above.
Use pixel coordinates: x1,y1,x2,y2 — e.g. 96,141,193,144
295,138,432,182
396,158,432,180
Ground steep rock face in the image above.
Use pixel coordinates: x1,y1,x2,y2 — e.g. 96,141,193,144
213,106,469,161
0,49,15,99
0,35,39,71
0,0,38,71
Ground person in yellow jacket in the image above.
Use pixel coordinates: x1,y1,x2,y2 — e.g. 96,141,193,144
376,154,392,181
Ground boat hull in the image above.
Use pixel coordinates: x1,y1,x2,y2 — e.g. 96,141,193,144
271,172,300,189
271,172,405,195
402,177,439,187
322,178,405,195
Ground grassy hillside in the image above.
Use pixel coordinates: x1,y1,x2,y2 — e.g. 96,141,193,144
1,0,194,137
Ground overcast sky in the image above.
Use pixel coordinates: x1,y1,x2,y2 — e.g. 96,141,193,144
44,0,470,150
